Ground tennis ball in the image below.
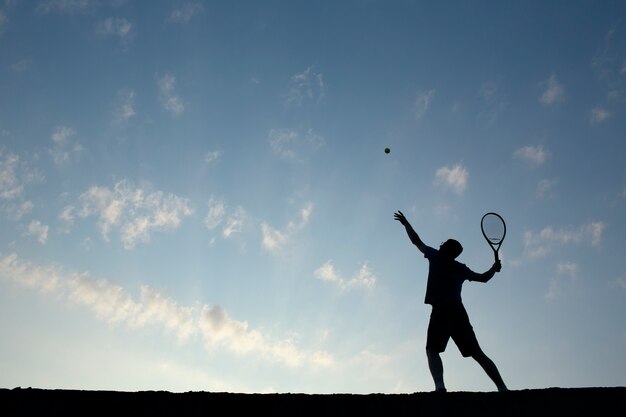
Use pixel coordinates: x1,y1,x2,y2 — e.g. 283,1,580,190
384,147,390,154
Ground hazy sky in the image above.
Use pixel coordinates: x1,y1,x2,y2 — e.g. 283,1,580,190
1,1,625,393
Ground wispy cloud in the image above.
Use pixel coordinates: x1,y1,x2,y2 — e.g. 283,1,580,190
6,200,34,221
36,0,97,15
434,164,468,194
25,220,49,244
261,203,313,252
590,106,611,124
113,90,136,125
59,204,75,232
284,67,325,107
50,126,82,165
524,221,606,258
590,25,625,122
546,262,578,300
168,2,203,24
0,151,25,201
536,178,558,198
539,74,564,106
204,150,221,165
0,149,43,217
414,89,435,119
557,262,578,277
0,252,334,368
268,128,324,160
96,17,134,48
514,145,549,166
314,261,376,291
67,180,194,249
157,73,185,116
204,196,246,239
477,79,507,126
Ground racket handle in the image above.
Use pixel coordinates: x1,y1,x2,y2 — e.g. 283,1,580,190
493,249,500,262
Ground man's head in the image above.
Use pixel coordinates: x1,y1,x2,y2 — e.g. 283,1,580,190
439,239,463,259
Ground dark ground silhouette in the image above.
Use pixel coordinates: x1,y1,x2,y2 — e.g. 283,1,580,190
2,387,624,416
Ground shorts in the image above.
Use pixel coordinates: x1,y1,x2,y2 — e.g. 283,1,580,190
426,303,481,357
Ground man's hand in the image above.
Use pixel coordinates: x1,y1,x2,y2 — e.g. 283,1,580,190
395,210,427,253
394,210,409,226
493,260,502,273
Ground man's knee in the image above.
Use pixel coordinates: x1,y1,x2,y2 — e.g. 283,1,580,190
426,348,440,358
470,348,488,362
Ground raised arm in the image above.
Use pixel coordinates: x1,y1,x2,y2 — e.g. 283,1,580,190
473,260,502,283
394,210,427,254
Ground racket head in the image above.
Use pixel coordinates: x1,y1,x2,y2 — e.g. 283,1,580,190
481,212,506,248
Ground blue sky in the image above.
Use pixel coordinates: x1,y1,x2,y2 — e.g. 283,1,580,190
0,0,625,393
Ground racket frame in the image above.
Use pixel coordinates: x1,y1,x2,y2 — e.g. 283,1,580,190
481,212,506,262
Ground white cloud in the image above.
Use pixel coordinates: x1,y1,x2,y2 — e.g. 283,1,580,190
50,126,82,165
546,262,578,300
168,2,203,23
261,202,313,252
557,262,578,277
261,223,288,252
204,150,221,164
222,207,245,238
0,252,334,369
524,221,606,258
0,149,43,206
434,164,468,194
204,197,246,239
157,73,185,116
539,74,564,105
536,178,558,198
284,67,325,107
204,197,226,230
36,0,96,15
514,145,549,166
59,204,75,231
25,220,49,244
590,106,611,124
314,261,376,291
414,89,435,119
268,128,324,160
6,200,34,221
95,17,133,47
0,151,24,200
75,180,194,249
113,90,136,125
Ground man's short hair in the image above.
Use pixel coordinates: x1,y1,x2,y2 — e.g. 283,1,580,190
445,239,463,259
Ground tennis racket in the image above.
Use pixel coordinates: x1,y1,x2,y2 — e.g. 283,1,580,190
481,212,506,262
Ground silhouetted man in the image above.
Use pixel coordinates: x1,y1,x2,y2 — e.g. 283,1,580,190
394,210,508,392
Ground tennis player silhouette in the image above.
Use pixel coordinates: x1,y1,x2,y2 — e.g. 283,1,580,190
394,210,508,392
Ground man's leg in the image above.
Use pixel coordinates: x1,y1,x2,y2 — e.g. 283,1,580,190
471,349,508,392
426,349,446,392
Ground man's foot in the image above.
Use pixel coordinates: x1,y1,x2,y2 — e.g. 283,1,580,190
435,387,447,393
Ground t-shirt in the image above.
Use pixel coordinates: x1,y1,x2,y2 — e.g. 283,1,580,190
423,245,480,305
